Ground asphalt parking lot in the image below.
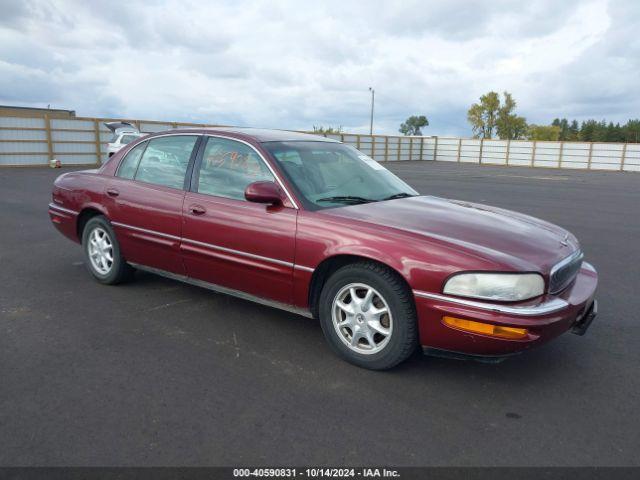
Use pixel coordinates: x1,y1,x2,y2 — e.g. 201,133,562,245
1,161,639,467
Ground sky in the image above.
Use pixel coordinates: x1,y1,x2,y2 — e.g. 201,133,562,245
0,0,638,136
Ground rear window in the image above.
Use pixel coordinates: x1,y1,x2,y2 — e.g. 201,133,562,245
120,135,138,145
117,142,147,179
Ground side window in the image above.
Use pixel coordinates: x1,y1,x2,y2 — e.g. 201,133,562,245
196,137,274,200
134,135,198,189
116,142,147,179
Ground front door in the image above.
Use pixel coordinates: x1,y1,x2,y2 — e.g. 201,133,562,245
105,134,200,274
181,136,297,304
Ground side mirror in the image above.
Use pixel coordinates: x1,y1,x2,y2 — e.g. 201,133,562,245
244,181,284,206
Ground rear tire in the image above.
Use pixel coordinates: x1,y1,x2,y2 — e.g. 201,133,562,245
82,215,134,285
318,261,418,370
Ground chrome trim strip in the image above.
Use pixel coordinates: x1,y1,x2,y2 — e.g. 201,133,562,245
549,248,584,294
203,133,299,209
48,203,78,216
130,263,313,318
294,264,315,273
181,237,293,268
151,133,205,136
111,221,181,241
111,221,316,272
413,290,569,316
550,249,584,278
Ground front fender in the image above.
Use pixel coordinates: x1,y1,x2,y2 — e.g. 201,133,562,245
292,211,493,308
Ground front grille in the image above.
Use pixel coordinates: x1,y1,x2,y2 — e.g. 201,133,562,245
549,250,584,294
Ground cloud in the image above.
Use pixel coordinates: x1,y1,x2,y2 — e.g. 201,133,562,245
0,0,637,135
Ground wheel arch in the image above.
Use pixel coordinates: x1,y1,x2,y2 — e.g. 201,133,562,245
307,254,413,319
76,206,107,241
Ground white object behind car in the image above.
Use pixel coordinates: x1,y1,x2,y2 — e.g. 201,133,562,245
105,122,146,157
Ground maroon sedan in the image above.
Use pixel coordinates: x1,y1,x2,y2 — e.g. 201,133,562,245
49,128,598,369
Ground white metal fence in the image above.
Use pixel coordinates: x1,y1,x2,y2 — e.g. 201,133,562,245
323,134,640,172
0,114,223,166
1,113,639,172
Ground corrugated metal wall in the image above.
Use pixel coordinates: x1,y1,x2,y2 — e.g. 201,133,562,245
322,134,640,171
429,137,640,171
0,113,638,171
323,133,436,162
0,114,223,166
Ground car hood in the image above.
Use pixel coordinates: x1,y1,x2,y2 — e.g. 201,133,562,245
323,195,579,272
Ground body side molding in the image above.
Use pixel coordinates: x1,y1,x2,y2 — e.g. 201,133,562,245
130,263,314,318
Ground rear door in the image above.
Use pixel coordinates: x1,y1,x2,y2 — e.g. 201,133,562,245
181,135,298,304
105,134,201,274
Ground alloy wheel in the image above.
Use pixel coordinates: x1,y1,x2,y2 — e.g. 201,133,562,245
331,283,393,355
87,227,114,275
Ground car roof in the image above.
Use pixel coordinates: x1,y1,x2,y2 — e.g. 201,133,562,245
192,127,340,143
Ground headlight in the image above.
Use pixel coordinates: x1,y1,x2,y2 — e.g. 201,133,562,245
443,273,545,301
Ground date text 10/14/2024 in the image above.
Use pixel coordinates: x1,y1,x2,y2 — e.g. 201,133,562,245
233,468,401,478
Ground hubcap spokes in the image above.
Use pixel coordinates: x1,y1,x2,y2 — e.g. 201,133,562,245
332,283,393,355
88,227,113,275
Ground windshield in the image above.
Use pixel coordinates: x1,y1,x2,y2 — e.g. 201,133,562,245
264,141,418,209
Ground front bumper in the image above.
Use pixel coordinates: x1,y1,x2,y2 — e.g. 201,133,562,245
413,262,598,357
571,298,597,336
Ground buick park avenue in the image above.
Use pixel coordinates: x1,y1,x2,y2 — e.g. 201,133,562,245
49,128,598,369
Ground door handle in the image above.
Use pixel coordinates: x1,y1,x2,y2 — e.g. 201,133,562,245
189,205,206,215
106,188,119,197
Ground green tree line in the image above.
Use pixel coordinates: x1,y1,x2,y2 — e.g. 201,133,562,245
550,118,640,142
467,91,640,142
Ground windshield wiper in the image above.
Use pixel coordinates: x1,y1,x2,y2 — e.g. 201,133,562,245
381,192,416,201
317,195,376,205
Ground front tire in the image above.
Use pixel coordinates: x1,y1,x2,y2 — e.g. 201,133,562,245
318,262,418,370
82,215,133,284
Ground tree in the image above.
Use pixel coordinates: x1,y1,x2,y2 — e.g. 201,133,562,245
312,125,343,135
399,115,429,136
623,119,640,143
495,92,527,140
579,120,598,141
537,118,639,143
527,124,561,141
467,91,500,139
593,120,608,142
498,115,528,140
605,122,623,142
568,120,579,140
468,91,526,139
552,118,572,140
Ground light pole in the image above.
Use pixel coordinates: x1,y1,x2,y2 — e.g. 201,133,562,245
368,87,375,134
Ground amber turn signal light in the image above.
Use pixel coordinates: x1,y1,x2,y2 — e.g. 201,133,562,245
442,316,528,339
